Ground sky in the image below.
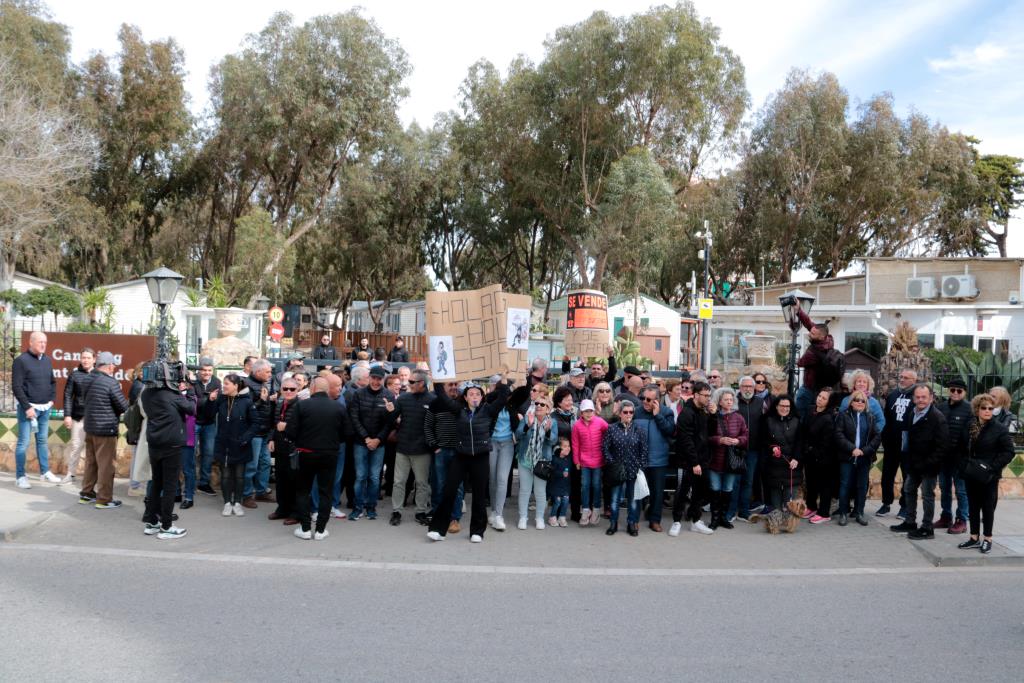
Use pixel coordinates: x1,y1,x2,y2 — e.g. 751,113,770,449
43,0,1024,263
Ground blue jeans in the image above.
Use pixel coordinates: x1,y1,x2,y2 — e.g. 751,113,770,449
707,470,737,493
551,495,570,518
610,480,640,525
244,436,272,497
581,466,602,509
431,448,463,521
353,443,385,513
728,449,761,518
195,422,218,486
838,456,871,517
795,386,815,420
312,445,347,510
180,445,196,500
939,462,969,521
15,405,51,478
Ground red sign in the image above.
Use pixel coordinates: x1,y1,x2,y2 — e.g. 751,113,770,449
269,322,285,341
21,331,157,410
566,290,608,330
268,306,285,324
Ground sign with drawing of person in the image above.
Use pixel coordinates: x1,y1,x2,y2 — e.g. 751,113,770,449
429,335,455,380
506,308,530,350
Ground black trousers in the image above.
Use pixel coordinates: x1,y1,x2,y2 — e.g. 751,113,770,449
272,449,296,518
804,458,834,515
429,452,488,537
966,477,998,538
341,438,356,508
294,451,338,533
144,448,180,529
382,442,397,497
222,462,245,504
674,469,708,523
880,443,906,507
569,463,582,521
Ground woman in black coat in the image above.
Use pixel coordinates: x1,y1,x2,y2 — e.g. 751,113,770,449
959,393,1016,554
802,388,837,524
214,374,260,516
834,390,882,527
761,395,801,512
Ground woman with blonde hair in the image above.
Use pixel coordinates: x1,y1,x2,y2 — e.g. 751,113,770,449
838,370,885,430
959,393,1015,553
592,381,615,422
988,386,1015,430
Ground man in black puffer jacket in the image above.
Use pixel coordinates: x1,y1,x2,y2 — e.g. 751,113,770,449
384,369,435,526
427,379,510,542
287,376,350,539
348,365,393,520
935,378,972,533
671,382,714,535
80,352,129,509
140,372,196,538
243,359,276,506
891,384,949,539
61,348,96,483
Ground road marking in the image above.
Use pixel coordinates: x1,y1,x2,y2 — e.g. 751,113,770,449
4,543,1023,577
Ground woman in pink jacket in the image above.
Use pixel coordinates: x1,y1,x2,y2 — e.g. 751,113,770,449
572,399,609,526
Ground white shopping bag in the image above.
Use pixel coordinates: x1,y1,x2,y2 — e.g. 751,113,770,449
633,469,649,500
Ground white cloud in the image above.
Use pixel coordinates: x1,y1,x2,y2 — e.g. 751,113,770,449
929,41,1010,72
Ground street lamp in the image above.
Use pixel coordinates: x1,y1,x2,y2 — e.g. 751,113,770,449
254,294,271,311
778,289,815,397
696,220,712,370
143,267,184,361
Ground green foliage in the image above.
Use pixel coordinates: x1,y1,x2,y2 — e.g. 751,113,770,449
81,288,113,330
1,286,79,325
204,275,233,309
66,321,110,333
923,346,985,375
183,286,204,308
143,307,179,359
613,328,653,371
227,209,293,306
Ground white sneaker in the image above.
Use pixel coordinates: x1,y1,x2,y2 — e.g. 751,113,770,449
462,500,467,514
59,473,74,485
314,529,329,541
232,503,245,516
293,527,312,540
222,503,233,517
558,516,568,527
668,522,682,537
470,534,483,543
331,507,346,519
517,518,528,530
144,522,161,535
493,515,506,531
427,530,445,542
702,504,710,512
157,526,187,540
42,471,61,483
691,520,714,535
488,510,495,526
535,519,545,530
16,476,31,489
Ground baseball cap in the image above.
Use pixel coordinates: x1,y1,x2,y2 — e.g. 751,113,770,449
580,399,595,412
369,365,387,378
96,351,116,367
623,365,641,376
569,367,585,377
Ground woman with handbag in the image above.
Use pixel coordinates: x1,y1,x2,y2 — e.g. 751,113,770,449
761,395,802,513
707,387,749,530
833,390,881,527
959,393,1016,553
802,388,837,523
602,401,649,536
514,395,558,530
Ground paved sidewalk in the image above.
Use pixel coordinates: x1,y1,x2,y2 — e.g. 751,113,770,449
2,472,1023,571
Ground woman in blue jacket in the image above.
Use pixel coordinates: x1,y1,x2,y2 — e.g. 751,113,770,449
214,374,260,517
633,385,676,532
602,403,648,536
837,371,885,431
514,395,558,530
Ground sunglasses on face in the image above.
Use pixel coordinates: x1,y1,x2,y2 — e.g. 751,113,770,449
949,388,965,393
598,388,612,393
620,410,634,415
979,406,994,411
755,380,766,385
643,397,658,403
408,380,423,385
851,399,865,404
281,387,297,392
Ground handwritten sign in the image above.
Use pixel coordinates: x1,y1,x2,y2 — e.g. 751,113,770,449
565,289,609,358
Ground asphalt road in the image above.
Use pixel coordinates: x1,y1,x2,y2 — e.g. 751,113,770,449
2,544,1023,682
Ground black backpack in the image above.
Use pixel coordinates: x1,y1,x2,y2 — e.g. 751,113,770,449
816,348,846,389
124,392,144,445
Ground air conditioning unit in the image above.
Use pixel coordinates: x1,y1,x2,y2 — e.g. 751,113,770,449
906,277,937,300
941,274,978,299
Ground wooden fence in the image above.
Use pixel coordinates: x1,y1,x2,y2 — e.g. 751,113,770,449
332,332,427,362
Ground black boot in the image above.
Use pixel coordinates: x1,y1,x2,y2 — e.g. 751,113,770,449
606,520,618,536
708,495,720,530
718,492,734,529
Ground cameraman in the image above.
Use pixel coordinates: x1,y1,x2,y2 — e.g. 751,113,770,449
141,363,196,539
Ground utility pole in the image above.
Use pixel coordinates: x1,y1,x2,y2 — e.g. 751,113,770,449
697,219,712,371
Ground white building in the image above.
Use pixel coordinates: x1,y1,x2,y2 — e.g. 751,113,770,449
4,272,80,330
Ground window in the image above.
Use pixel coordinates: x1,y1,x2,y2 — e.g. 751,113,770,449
917,333,935,349
654,338,662,351
978,338,1009,361
943,334,974,350
640,317,650,329
845,332,889,359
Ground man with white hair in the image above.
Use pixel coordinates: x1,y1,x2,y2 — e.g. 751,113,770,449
242,358,276,507
12,331,60,488
527,357,549,387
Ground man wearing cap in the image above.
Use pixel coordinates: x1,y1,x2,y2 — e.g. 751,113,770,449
560,347,617,391
350,337,371,360
936,378,971,534
565,367,592,404
348,364,392,520
12,331,60,488
388,336,410,363
192,357,221,495
79,352,129,509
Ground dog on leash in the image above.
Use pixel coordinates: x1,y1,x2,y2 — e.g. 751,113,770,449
750,499,807,534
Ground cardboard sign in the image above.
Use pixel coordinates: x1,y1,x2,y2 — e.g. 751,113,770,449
425,284,532,382
20,331,157,410
565,289,609,358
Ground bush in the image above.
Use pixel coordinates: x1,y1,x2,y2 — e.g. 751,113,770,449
924,346,984,375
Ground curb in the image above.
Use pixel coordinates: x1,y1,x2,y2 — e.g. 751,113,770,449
0,509,59,542
909,539,1024,567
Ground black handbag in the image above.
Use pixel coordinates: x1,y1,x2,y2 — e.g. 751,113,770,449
961,458,995,484
720,416,747,474
533,459,554,481
604,460,628,486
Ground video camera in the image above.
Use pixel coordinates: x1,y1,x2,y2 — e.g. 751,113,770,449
141,359,187,390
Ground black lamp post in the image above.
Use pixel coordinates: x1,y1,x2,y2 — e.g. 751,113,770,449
143,267,184,361
778,289,816,397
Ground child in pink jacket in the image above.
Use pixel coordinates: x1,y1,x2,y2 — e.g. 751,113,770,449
572,399,609,526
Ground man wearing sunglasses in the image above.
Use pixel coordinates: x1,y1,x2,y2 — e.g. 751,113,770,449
384,369,435,526
935,378,971,534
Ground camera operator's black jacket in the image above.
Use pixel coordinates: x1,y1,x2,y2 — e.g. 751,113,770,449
63,365,95,421
141,386,196,451
83,373,129,437
286,391,349,454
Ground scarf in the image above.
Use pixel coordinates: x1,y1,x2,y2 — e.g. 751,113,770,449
523,417,549,467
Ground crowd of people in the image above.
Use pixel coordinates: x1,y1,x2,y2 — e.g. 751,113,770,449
9,326,1018,553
